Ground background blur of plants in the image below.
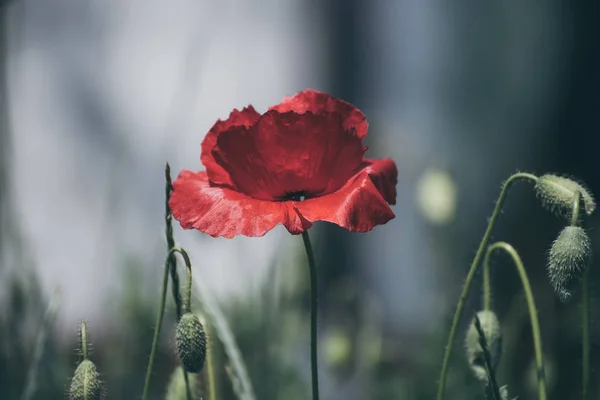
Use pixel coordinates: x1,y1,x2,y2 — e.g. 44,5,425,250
1,1,599,399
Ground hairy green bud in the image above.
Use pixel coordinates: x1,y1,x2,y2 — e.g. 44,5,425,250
176,313,207,373
165,366,202,400
465,310,502,381
547,226,591,302
500,385,518,400
535,175,595,218
69,360,103,400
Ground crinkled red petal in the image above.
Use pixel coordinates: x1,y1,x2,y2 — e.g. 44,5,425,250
201,106,261,187
295,169,395,232
361,158,398,205
269,89,368,139
169,170,312,238
212,110,365,201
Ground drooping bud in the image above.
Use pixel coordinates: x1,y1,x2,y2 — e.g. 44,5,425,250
465,310,502,381
165,366,202,400
69,360,103,400
547,226,591,302
534,175,595,218
176,313,207,373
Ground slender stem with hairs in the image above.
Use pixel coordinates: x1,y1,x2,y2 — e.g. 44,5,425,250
301,230,320,400
570,189,591,400
582,267,590,400
80,320,88,360
436,172,538,400
486,242,546,400
142,247,192,400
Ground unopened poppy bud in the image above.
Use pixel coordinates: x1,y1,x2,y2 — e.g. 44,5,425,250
176,313,207,373
465,310,502,381
166,366,202,400
534,175,595,218
547,226,591,302
499,385,518,400
69,359,103,400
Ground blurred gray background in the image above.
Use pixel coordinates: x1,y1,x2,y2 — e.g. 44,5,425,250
1,1,599,399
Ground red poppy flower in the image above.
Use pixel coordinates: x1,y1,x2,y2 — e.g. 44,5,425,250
169,89,397,238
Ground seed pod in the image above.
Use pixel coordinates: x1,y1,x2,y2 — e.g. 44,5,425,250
465,310,502,381
69,360,103,400
176,313,207,373
165,366,203,400
534,175,595,218
547,226,591,302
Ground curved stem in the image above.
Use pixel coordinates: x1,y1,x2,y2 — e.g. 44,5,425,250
436,172,538,400
142,247,192,400
582,267,590,400
486,242,546,400
301,231,320,400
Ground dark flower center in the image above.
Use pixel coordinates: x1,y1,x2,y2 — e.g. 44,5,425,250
277,190,310,202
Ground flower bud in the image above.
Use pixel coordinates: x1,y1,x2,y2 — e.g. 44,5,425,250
176,313,207,373
69,360,103,400
465,310,502,381
547,226,591,302
166,366,202,400
534,175,595,218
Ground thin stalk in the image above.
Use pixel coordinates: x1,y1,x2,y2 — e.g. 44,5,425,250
142,247,192,400
582,267,590,400
483,257,492,311
301,230,320,400
436,172,538,400
206,326,217,400
486,242,546,400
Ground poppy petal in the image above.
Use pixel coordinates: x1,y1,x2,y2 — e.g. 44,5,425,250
212,110,365,201
169,170,312,238
201,106,261,187
270,89,368,139
295,171,395,232
362,158,398,205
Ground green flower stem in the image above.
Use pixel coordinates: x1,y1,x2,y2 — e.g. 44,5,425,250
165,162,193,399
206,327,217,400
142,247,192,400
582,267,590,400
570,189,591,400
301,230,320,400
486,242,546,400
483,257,492,312
80,320,89,360
436,172,538,400
165,163,184,321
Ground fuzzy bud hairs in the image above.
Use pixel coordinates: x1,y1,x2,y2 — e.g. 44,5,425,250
69,321,104,400
176,313,208,373
547,226,591,302
534,175,595,219
465,310,502,381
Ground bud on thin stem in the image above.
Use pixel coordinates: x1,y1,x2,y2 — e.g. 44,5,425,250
176,313,207,373
465,310,502,382
534,175,595,218
69,321,103,400
547,226,591,302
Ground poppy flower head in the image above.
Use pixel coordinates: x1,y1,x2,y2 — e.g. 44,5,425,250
170,89,397,238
